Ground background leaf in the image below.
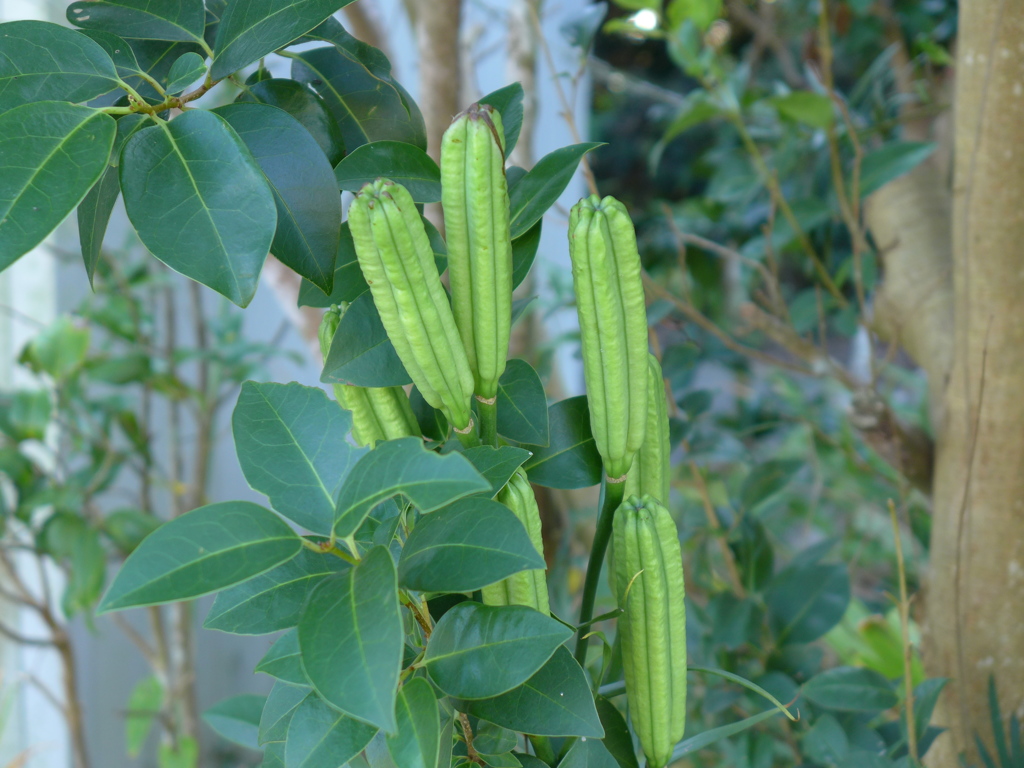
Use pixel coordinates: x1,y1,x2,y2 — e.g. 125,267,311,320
510,220,542,290
387,678,440,768
522,396,602,489
125,676,163,757
67,0,206,43
478,82,524,158
858,142,935,198
508,143,603,238
559,735,619,768
496,360,549,446
765,562,850,643
801,667,899,713
321,291,411,387
203,694,265,750
335,141,441,202
594,696,640,768
256,630,307,685
237,78,346,166
459,446,532,497
299,223,369,306
285,693,378,768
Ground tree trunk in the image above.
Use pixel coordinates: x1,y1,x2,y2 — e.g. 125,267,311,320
927,2,1024,763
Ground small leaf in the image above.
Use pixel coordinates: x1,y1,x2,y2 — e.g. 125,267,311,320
496,360,549,446
298,223,370,307
299,547,403,731
478,83,524,158
321,291,411,388
671,708,783,761
508,143,603,238
802,667,899,713
260,681,309,745
559,736,619,768
398,498,545,593
769,92,834,129
387,678,440,768
510,220,542,290
237,78,346,166
203,694,265,750
126,676,163,757
165,51,206,94
67,0,206,43
594,696,639,768
335,141,441,203
474,724,517,756
522,396,602,489
333,438,490,538
97,501,302,613
858,142,936,198
285,693,378,768
459,446,532,497
765,562,850,644
256,629,307,685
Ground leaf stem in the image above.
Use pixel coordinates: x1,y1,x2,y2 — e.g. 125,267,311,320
573,475,626,666
454,418,481,449
477,396,498,447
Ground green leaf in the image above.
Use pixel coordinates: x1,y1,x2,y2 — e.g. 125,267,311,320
662,91,725,144
398,498,545,593
0,21,119,113
560,735,619,768
522,396,602,489
165,51,206,94
299,223,370,307
233,382,366,535
474,724,517,755
425,602,571,699
739,459,802,512
802,714,849,766
769,92,834,129
123,39,205,100
103,508,161,555
40,514,105,616
67,0,205,43
687,666,795,721
594,696,639,768
21,316,90,380
320,291,411,388
858,142,936,198
299,546,403,731
238,78,346,166
256,629,307,685
119,110,277,307
291,34,426,152
78,29,142,78
496,360,549,446
387,678,440,768
215,102,341,294
911,678,948,745
285,693,378,768
460,446,532,497
260,681,310,745
335,141,441,203
510,219,542,290
671,708,783,761
508,143,603,238
333,438,490,538
478,83,524,158
455,646,603,738
159,736,199,768
262,742,286,767
204,547,348,635
203,694,265,750
212,0,357,79
765,562,850,643
0,102,115,269
802,667,898,713
97,501,301,613
0,390,51,441
125,676,163,757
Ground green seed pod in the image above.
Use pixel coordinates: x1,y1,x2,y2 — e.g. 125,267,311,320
441,103,513,400
568,194,649,479
624,354,671,503
613,494,686,768
481,468,549,614
318,305,418,447
349,179,475,431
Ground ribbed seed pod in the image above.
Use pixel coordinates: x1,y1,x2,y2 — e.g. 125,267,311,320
613,495,686,768
568,195,649,479
318,306,418,447
348,179,475,431
482,469,549,614
624,354,671,503
441,104,512,400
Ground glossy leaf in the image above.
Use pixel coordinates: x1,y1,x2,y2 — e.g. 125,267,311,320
320,291,411,387
165,51,206,94
119,110,277,307
204,694,265,750
212,0,357,79
496,360,549,446
560,735,619,768
299,547,403,731
510,220,542,290
508,143,603,238
459,446,532,497
285,693,378,768
455,646,603,738
333,438,490,537
387,678,440,768
335,141,441,202
802,667,899,713
97,501,301,612
425,602,571,699
67,0,205,43
765,562,850,643
215,102,341,293
256,629,307,685
204,547,348,635
474,724,517,756
233,381,366,535
298,223,369,306
522,396,602,489
595,696,639,768
478,83,524,159
260,682,310,745
0,21,119,113
398,498,545,593
0,102,115,269
237,78,346,165
124,39,205,100
78,29,142,77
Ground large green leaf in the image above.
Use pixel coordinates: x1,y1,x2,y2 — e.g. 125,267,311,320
455,646,603,737
459,446,532,497
212,0,357,79
263,742,286,767
215,101,341,293
299,546,403,731
522,396,602,489
67,0,206,43
285,693,378,768
233,381,366,535
508,143,603,238
425,602,571,699
594,696,640,768
333,438,490,538
256,629,307,685
559,735,619,768
237,78,346,165
320,291,410,388
387,678,440,768
298,223,369,306
97,501,301,612
335,141,441,203
0,102,115,270
119,109,277,306
203,694,265,750
260,682,310,745
398,499,545,593
478,83,524,159
204,547,348,635
765,562,850,643
496,360,549,446
510,220,542,290
0,21,119,113
801,667,898,713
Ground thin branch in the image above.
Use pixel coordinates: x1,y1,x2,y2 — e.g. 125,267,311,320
0,620,55,648
888,499,918,764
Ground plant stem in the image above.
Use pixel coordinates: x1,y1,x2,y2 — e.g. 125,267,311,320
529,736,556,765
454,418,481,448
889,499,918,764
573,476,626,666
477,396,498,447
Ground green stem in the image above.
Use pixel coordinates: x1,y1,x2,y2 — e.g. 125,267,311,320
529,736,556,765
477,396,498,447
453,418,481,449
573,476,626,666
